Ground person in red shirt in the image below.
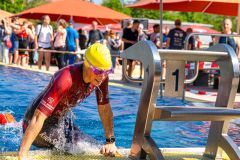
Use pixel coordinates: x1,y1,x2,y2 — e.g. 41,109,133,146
17,21,34,66
196,36,202,49
18,43,118,159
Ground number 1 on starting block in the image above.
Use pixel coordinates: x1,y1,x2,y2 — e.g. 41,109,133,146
164,60,185,98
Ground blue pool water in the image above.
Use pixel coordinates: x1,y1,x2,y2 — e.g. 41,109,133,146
1,65,240,152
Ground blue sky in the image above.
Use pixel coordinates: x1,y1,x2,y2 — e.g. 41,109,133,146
93,0,102,4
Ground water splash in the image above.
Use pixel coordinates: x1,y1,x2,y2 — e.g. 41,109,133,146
68,138,101,155
0,119,23,153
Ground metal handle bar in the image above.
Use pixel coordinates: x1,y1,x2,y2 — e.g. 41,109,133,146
18,48,120,57
183,33,240,84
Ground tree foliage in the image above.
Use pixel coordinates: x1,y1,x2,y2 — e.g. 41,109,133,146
102,0,132,15
0,0,25,13
0,0,48,13
25,0,48,9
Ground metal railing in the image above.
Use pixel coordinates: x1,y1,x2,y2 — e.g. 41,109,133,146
183,33,240,85
122,33,240,101
16,48,121,59
18,48,86,55
123,40,240,160
122,33,240,83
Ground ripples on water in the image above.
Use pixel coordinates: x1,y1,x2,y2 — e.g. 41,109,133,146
1,65,240,153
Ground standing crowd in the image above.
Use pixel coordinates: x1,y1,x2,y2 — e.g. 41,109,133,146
0,16,239,77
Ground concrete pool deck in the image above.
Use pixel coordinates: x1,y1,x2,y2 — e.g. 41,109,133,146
0,148,231,160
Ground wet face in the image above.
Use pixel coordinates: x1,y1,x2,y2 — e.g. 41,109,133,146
84,64,108,87
89,70,108,87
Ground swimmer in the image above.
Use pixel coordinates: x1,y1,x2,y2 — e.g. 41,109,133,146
18,43,119,159
0,113,16,125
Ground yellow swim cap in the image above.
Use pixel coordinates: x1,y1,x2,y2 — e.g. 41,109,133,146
84,43,112,70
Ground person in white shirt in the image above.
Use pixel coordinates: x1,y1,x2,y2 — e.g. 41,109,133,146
35,15,53,71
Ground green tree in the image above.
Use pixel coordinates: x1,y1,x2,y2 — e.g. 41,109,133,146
131,9,160,19
25,0,48,9
0,0,25,13
0,0,48,13
102,0,132,15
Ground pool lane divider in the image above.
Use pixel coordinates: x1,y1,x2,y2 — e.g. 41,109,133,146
0,62,140,91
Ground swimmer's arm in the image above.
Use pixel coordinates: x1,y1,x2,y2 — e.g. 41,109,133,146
19,109,47,157
98,103,114,139
98,103,120,156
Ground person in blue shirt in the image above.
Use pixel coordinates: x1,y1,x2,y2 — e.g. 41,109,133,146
65,20,80,65
219,18,240,57
215,18,240,91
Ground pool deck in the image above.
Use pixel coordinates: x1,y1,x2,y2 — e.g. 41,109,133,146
0,148,231,160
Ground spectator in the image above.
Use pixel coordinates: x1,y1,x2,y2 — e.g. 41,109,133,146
122,20,140,77
115,32,122,67
103,26,110,43
0,22,3,62
166,19,186,49
162,26,169,48
1,18,12,64
185,28,195,79
108,31,122,72
54,19,67,69
35,15,53,71
196,36,202,49
17,21,34,66
28,22,36,65
87,21,104,46
209,36,217,47
65,19,79,65
219,18,240,57
186,28,195,50
138,24,148,41
219,18,240,92
103,27,111,46
138,23,147,78
9,17,20,65
78,29,87,50
149,24,160,48
124,19,133,30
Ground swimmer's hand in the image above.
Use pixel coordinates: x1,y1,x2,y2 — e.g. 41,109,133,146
100,143,121,157
18,151,29,160
18,155,27,160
